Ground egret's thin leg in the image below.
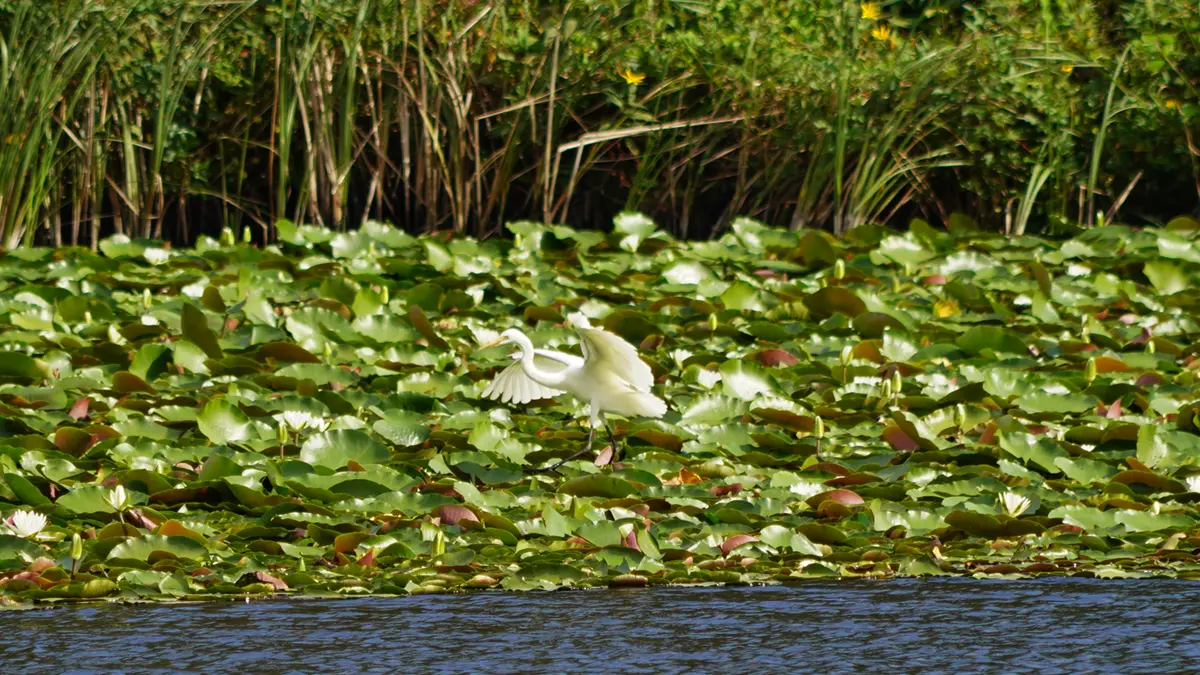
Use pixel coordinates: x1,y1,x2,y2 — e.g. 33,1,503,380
601,414,621,465
535,429,594,473
534,405,601,473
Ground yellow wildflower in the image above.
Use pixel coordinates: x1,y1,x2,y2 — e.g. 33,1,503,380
933,298,960,318
1166,99,1180,110
1061,64,1074,74
871,24,892,41
619,68,646,86
861,3,881,20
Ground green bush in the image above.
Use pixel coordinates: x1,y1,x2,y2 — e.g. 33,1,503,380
1,0,1196,246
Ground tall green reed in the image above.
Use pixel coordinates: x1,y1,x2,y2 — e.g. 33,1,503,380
0,1,107,249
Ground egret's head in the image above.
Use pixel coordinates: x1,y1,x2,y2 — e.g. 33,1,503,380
481,329,522,350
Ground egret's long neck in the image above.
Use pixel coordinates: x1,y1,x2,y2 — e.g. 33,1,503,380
510,331,567,387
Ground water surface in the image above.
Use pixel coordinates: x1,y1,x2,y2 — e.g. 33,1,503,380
4,578,1198,674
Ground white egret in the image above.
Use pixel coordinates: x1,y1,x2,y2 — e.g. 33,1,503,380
481,313,666,469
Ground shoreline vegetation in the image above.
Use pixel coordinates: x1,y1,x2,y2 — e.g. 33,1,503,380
3,216,1200,605
0,0,1196,250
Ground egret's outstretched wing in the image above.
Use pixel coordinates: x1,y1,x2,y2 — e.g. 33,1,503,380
531,348,584,369
575,326,654,392
481,354,569,404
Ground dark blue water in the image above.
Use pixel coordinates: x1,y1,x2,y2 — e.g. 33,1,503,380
4,578,1198,674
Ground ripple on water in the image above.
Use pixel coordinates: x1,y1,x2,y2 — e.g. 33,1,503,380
4,578,1200,675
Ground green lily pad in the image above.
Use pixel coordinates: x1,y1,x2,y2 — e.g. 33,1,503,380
557,475,638,498
197,398,252,444
0,534,44,562
300,430,390,470
181,303,224,359
107,535,209,561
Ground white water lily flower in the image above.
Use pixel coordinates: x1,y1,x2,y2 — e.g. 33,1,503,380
472,327,502,347
143,247,170,265
4,510,47,539
998,491,1032,517
694,369,722,389
105,485,129,512
670,349,693,369
277,410,326,433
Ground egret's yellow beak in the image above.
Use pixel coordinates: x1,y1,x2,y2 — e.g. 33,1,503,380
480,337,509,350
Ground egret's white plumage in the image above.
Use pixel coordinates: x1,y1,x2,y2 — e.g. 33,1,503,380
480,312,666,468
481,352,571,404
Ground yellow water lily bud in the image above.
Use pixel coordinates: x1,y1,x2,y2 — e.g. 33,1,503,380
242,227,252,244
1085,357,1097,384
891,369,902,396
71,532,83,561
955,403,966,429
1147,339,1156,354
881,377,893,400
432,530,446,557
933,299,959,318
142,288,152,310
814,416,824,440
841,345,853,367
380,286,390,305
276,424,288,446
834,259,845,281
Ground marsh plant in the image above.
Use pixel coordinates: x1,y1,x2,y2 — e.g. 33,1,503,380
0,0,1193,248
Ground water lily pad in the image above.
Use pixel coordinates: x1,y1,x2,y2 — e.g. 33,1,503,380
956,327,1027,356
55,485,128,514
557,475,638,498
256,342,321,363
1054,457,1118,485
300,430,390,470
4,473,50,507
758,525,824,556
719,359,776,400
181,303,224,359
0,534,43,562
804,287,867,319
1014,392,1097,414
373,413,430,448
197,398,252,444
0,352,44,382
1144,260,1188,295
107,535,208,561
516,563,587,584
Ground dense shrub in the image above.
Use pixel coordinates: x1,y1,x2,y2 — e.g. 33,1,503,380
0,0,1196,246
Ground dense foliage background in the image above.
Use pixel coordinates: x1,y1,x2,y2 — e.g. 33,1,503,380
1,0,1197,248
